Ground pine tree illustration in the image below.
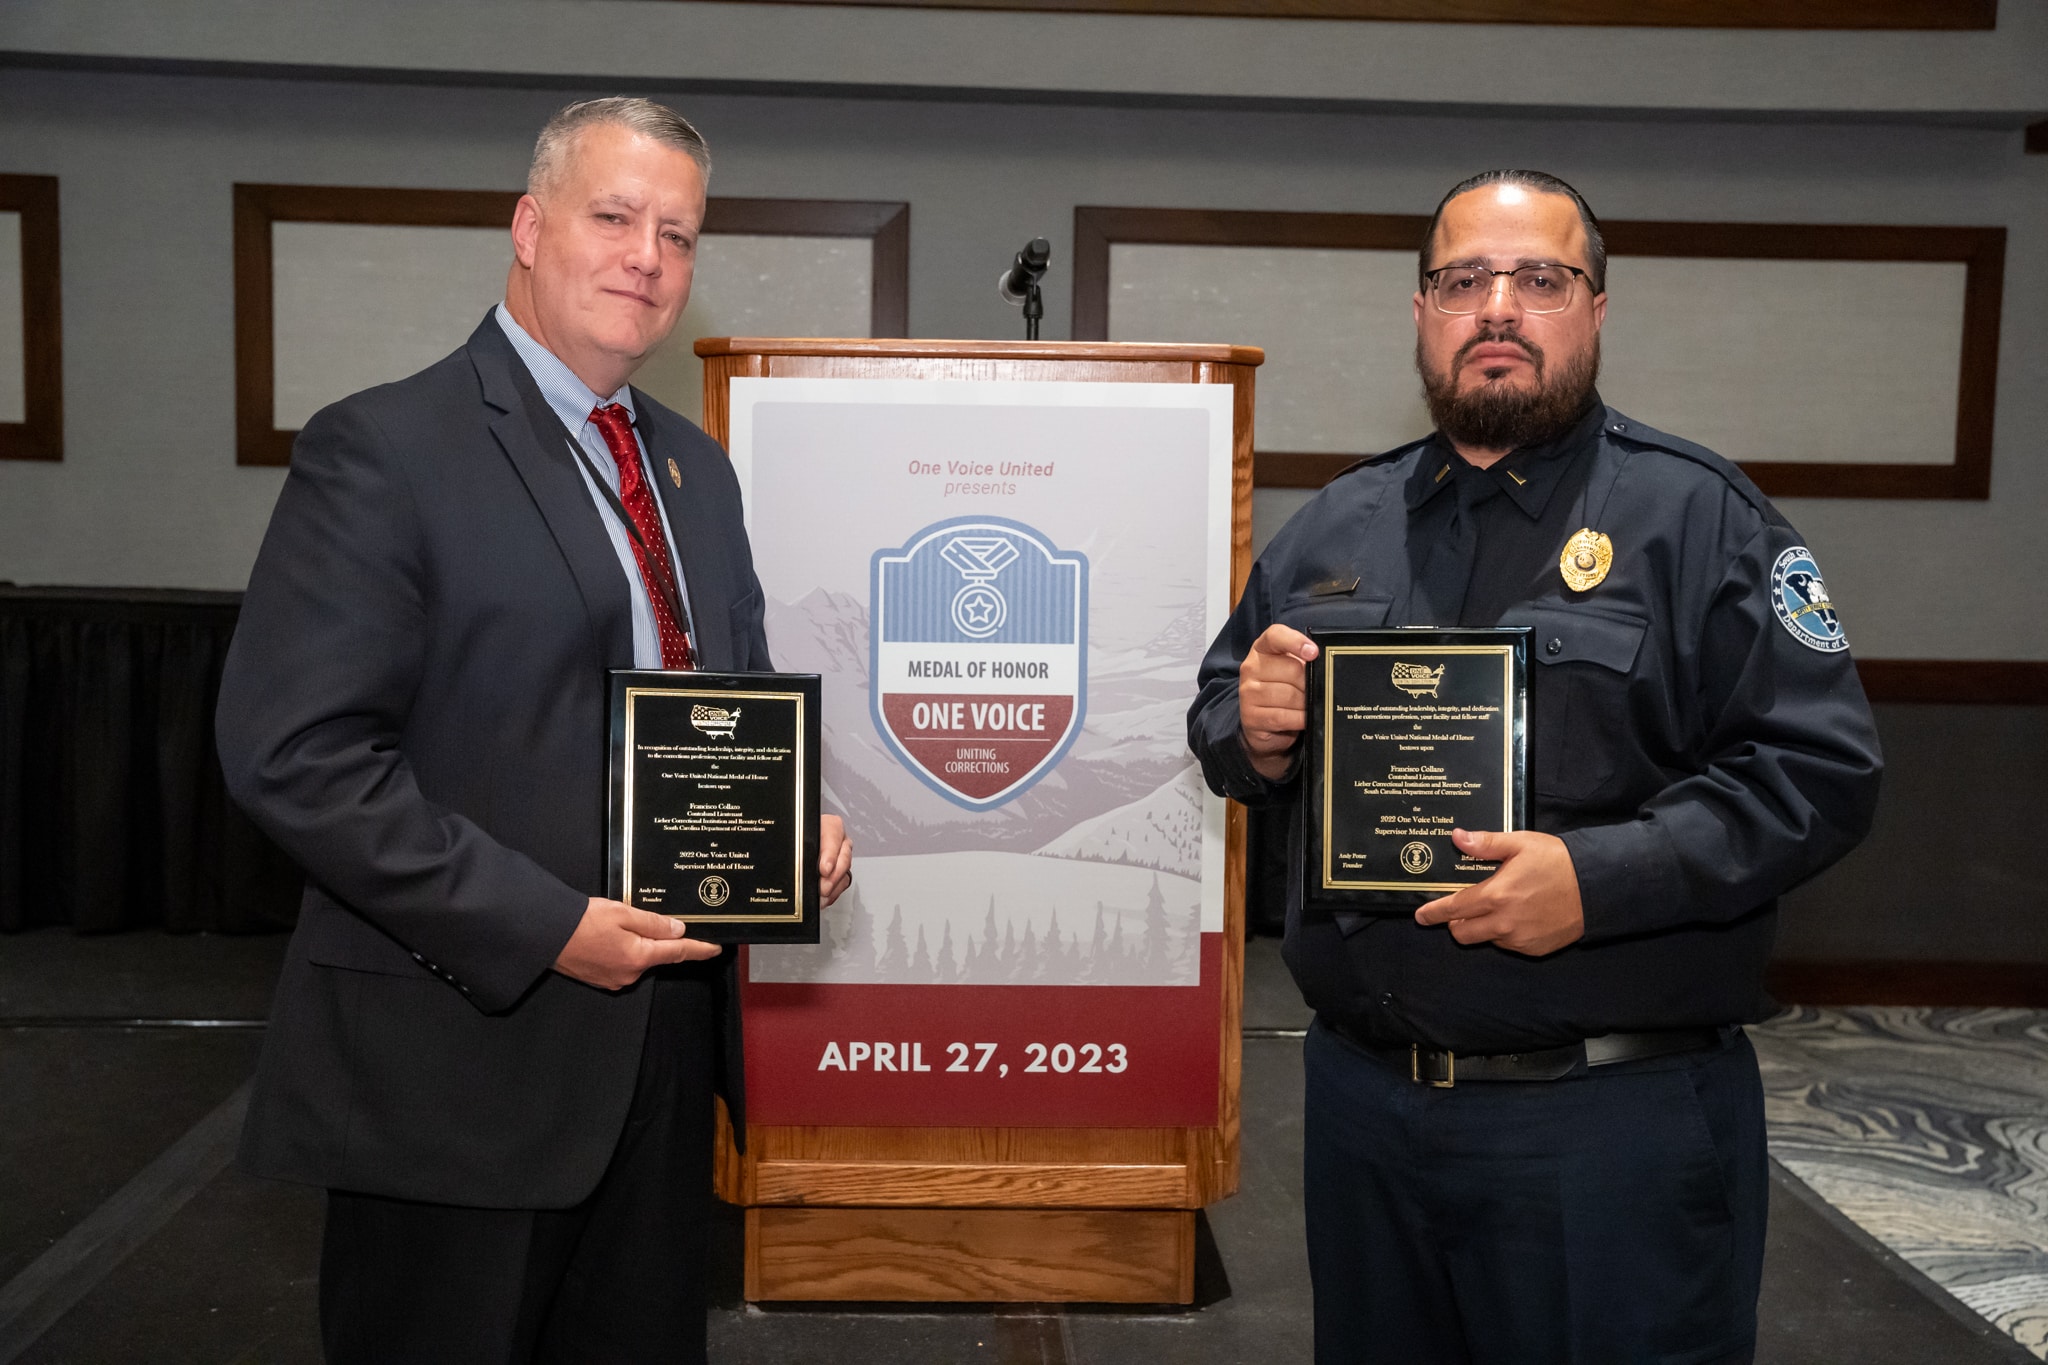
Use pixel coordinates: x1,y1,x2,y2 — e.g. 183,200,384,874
936,922,959,983
978,898,1003,983
1015,919,1039,983
1080,902,1108,984
910,924,932,980
1105,914,1127,986
877,905,909,980
999,920,1017,981
1170,892,1200,982
1142,875,1170,981
836,883,877,977
1043,907,1064,983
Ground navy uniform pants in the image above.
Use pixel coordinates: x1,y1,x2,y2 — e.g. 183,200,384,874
319,973,718,1365
1304,1020,1766,1365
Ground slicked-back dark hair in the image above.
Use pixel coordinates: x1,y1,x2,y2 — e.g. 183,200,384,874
1420,170,1606,294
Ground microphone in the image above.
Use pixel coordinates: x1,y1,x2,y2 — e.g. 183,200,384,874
997,238,1052,305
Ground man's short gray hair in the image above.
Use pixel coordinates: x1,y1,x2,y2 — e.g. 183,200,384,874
527,97,712,198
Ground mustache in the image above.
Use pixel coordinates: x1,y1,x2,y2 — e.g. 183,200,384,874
1455,327,1544,374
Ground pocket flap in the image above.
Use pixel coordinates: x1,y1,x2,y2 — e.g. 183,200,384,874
1280,589,1394,630
1505,604,1648,674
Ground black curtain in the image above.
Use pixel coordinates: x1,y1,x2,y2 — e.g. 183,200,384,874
0,587,301,933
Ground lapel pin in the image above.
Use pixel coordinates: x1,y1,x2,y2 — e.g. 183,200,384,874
1559,528,1614,592
667,458,682,489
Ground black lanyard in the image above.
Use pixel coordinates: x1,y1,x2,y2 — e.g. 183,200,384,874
550,408,694,641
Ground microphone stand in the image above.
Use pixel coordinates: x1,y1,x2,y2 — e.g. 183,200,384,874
1022,281,1043,342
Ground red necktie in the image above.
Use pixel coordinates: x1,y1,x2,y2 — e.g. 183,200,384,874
590,404,695,670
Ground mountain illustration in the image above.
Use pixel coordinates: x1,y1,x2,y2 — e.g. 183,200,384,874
1033,766,1205,879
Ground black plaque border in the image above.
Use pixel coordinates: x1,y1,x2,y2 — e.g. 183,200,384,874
1303,629,1528,908
607,669,823,944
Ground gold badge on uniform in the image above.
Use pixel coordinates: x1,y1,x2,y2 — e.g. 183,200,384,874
1559,528,1613,592
667,457,682,489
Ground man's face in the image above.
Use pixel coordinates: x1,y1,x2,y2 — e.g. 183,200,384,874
511,123,707,386
1412,185,1606,451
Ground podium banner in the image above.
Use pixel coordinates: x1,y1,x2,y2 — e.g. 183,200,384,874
730,378,1234,1126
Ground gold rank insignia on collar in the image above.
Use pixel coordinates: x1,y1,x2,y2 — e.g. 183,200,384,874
668,457,683,489
1560,528,1614,591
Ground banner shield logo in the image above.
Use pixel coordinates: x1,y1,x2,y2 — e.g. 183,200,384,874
871,517,1088,808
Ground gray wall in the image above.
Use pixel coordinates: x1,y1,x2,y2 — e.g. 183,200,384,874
1779,704,2048,963
3,65,2045,666
1,19,2042,962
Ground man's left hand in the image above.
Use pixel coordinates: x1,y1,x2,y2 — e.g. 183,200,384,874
819,815,853,907
1414,829,1584,957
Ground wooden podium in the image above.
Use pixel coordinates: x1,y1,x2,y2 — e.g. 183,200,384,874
696,338,1260,1304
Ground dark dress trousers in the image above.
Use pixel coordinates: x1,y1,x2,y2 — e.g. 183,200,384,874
217,315,767,1297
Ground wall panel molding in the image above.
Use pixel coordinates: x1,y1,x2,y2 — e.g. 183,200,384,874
687,0,1993,27
1767,960,2048,1008
1077,207,2005,499
1856,659,2048,705
0,173,62,463
233,184,910,467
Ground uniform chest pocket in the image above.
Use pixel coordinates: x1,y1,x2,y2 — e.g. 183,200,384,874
1277,585,1393,634
1507,604,1649,804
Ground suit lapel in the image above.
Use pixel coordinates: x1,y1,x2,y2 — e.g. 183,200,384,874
466,316,635,668
636,398,736,671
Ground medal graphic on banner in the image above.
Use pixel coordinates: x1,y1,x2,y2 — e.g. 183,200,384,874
870,516,1088,808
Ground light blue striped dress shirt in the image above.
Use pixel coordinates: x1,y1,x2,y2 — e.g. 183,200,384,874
493,304,695,669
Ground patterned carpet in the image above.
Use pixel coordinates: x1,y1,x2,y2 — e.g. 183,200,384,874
1750,1006,2048,1361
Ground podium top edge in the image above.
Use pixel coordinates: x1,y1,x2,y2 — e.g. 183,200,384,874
691,337,1265,366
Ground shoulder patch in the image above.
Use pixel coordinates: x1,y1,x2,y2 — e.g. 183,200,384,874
1601,408,1773,518
1770,546,1848,653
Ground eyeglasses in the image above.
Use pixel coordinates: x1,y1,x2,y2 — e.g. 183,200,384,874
1423,263,1591,315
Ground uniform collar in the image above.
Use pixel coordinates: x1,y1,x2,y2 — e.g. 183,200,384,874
1406,395,1606,518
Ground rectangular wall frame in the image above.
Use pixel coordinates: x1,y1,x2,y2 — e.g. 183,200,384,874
0,174,62,462
234,184,909,466
1074,206,2005,499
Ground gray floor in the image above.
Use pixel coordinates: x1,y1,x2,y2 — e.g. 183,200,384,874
0,930,2033,1363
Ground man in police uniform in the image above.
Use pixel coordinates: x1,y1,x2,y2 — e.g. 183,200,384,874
1187,171,1882,1364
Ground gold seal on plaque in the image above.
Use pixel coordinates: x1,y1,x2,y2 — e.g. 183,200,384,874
1400,841,1434,875
1559,529,1614,592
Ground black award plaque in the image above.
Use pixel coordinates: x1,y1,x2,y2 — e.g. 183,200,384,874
607,670,822,944
1303,629,1528,908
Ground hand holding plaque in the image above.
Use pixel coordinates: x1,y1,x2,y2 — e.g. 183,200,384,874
1303,629,1529,908
607,670,823,944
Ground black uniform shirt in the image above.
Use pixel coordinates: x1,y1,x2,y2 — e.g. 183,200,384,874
1405,401,1603,629
1187,401,1884,1054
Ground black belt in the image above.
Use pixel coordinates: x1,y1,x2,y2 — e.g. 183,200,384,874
1325,1018,1726,1088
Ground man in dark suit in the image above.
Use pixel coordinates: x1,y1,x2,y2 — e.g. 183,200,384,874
218,97,852,1363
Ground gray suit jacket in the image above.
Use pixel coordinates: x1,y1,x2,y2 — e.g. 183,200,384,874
219,314,767,1207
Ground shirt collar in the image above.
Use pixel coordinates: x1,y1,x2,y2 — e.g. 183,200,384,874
1405,394,1605,518
493,303,636,438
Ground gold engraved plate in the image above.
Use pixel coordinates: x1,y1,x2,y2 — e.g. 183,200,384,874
667,457,683,489
1559,528,1613,592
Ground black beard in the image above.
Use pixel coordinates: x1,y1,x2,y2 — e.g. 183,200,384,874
1417,327,1600,453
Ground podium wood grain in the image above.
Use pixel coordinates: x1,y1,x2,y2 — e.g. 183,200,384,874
701,338,1258,1302
746,1207,1195,1303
